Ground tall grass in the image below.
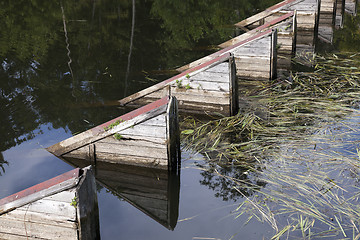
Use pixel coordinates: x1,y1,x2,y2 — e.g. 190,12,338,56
181,52,360,239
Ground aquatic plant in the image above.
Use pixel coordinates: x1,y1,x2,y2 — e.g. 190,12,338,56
104,119,124,131
181,52,360,239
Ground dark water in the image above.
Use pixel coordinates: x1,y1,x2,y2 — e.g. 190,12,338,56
1,0,359,239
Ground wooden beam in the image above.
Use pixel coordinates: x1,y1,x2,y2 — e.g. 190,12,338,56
0,169,80,214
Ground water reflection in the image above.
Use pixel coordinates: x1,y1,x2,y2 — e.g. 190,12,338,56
60,156,180,230
0,152,8,176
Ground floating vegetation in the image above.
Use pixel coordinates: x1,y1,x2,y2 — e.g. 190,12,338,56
181,52,360,239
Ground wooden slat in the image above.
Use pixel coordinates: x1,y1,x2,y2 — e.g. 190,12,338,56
95,141,168,160
0,217,78,239
0,177,79,215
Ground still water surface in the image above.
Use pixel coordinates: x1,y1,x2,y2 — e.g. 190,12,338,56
1,0,359,239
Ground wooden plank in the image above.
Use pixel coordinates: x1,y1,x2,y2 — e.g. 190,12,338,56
0,217,78,239
0,169,80,215
95,141,168,160
16,198,76,219
98,137,167,149
118,125,167,139
94,153,169,169
1,207,76,228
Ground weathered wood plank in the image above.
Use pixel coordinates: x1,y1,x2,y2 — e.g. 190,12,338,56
0,217,78,239
95,141,168,160
0,206,77,228
94,153,168,169
118,124,167,139
0,177,79,215
98,137,167,149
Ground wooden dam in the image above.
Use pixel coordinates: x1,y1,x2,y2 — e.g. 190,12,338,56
5,0,351,235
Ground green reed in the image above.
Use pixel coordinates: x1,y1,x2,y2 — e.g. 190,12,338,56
181,52,360,239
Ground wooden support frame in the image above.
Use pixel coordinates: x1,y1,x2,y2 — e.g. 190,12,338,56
119,53,239,116
177,30,278,80
0,167,100,240
220,11,296,75
235,0,321,53
47,96,180,171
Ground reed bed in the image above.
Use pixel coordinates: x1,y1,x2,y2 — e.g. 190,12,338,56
181,52,360,239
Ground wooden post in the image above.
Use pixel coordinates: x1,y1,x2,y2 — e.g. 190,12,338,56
166,96,180,172
76,166,100,240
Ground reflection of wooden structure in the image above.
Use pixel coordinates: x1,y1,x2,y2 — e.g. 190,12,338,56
177,30,277,80
220,11,296,76
119,53,238,116
62,158,180,230
235,0,320,53
47,96,180,171
0,167,99,240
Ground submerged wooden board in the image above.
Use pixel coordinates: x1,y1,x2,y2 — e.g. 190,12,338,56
47,96,180,171
119,53,238,116
0,167,99,240
61,158,180,230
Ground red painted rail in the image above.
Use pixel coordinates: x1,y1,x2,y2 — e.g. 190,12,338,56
0,168,80,206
